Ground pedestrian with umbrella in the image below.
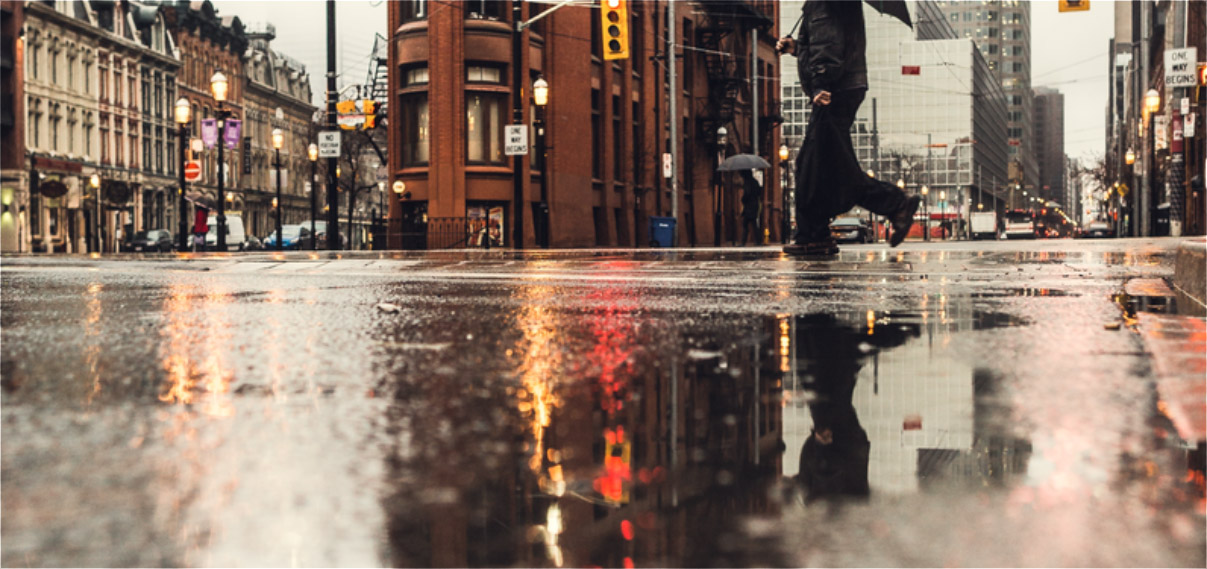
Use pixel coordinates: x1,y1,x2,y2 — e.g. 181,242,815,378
739,169,763,246
778,0,920,256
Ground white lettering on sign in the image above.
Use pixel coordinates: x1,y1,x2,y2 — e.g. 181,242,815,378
318,131,341,158
1164,48,1198,88
504,125,528,156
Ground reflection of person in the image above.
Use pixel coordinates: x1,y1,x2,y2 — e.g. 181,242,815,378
778,0,920,256
793,313,919,503
740,170,762,246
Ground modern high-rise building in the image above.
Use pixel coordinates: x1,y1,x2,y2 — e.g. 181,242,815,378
1032,86,1064,205
936,0,1036,195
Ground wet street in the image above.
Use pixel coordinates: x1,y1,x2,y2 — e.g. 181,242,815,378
2,238,1204,568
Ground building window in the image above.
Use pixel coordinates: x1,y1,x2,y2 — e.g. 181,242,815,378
612,94,622,180
466,92,504,165
404,66,429,87
466,65,502,84
167,131,175,175
591,89,601,179
400,0,426,21
51,50,58,83
400,93,429,166
465,0,504,20
143,125,151,169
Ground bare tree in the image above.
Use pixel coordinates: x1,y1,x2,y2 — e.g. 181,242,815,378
337,127,387,248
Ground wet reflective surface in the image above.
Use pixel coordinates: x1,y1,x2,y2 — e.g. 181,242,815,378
2,240,1204,567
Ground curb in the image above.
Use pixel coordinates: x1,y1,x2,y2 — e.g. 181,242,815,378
1173,238,1207,316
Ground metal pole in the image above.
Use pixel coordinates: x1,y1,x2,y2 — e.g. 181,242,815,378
1139,0,1150,237
537,108,549,248
668,3,678,245
311,159,317,250
751,27,758,157
275,148,283,251
512,0,525,249
325,0,340,250
872,98,879,241
217,116,227,250
178,124,188,251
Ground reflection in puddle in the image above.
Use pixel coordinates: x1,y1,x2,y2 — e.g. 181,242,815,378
373,288,1040,567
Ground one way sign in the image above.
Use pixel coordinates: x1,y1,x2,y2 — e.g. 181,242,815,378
504,125,529,156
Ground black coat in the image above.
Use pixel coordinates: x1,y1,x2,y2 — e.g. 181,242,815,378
795,0,868,96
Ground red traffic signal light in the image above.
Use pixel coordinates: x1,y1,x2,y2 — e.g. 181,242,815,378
600,0,629,61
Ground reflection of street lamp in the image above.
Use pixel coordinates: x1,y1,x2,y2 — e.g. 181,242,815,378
90,173,101,252
210,71,231,251
533,76,550,248
272,127,284,251
175,97,191,251
308,142,318,250
921,184,930,242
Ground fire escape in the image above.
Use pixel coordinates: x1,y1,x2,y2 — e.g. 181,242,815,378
365,33,389,120
694,3,775,152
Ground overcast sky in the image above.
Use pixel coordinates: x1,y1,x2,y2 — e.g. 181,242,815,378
211,0,1115,163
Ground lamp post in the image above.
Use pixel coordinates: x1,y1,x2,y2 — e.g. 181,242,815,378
714,126,728,246
866,168,876,242
921,184,930,241
308,143,319,250
90,173,101,252
779,143,790,244
175,97,190,251
533,76,549,248
272,128,284,251
210,71,231,251
939,189,947,240
1143,88,1160,237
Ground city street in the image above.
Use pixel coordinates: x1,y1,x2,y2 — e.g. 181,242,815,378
1,238,1204,567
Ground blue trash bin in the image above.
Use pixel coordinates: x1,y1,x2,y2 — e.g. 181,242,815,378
648,216,676,248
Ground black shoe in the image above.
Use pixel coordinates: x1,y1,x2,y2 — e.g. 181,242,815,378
889,196,921,248
783,239,839,257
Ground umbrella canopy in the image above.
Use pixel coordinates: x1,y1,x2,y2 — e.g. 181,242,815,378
864,0,911,28
717,154,771,172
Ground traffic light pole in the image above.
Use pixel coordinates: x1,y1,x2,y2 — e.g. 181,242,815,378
325,0,340,250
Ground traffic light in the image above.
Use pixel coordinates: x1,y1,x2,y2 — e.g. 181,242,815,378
1199,63,1207,86
600,0,629,61
1059,0,1089,12
363,100,376,129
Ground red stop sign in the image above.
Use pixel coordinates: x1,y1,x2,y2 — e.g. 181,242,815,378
184,160,202,182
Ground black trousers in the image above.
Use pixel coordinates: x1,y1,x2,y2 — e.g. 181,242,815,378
793,88,908,243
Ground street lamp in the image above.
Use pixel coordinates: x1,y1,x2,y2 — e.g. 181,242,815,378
897,178,905,190
308,142,318,250
90,173,101,252
1143,88,1160,237
779,143,791,244
939,189,947,240
714,126,728,246
272,127,284,251
1125,148,1136,165
174,97,190,251
210,71,231,251
533,76,550,248
1144,88,1160,115
921,184,930,242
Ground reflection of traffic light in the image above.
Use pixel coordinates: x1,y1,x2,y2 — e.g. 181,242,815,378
600,0,629,61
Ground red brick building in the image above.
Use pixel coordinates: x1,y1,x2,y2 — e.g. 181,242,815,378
386,1,783,249
0,1,25,252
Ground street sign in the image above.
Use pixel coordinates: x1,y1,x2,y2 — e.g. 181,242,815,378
184,160,202,182
1186,113,1196,137
662,153,673,178
504,124,528,156
1164,47,1198,88
1181,97,1191,115
317,131,341,158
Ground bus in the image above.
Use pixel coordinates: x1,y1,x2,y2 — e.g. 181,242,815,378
1002,210,1036,239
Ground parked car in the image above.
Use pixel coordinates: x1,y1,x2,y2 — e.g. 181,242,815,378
263,224,311,250
204,215,248,251
830,217,871,244
1083,221,1115,238
125,229,174,252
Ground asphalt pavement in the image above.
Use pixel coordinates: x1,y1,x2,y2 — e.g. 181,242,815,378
1,238,1204,567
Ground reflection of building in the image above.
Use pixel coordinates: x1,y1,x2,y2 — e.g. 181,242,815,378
386,2,785,249
1,1,26,252
241,22,317,238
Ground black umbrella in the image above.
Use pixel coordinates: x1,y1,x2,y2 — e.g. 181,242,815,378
717,154,771,172
864,0,912,28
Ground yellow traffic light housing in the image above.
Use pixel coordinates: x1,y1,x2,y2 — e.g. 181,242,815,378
601,0,629,61
363,100,376,129
1059,0,1090,12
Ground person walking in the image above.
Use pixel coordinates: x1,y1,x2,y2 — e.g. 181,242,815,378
739,170,763,246
778,0,919,256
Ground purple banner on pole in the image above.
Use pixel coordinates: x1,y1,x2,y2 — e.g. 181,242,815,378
201,119,218,149
224,119,242,150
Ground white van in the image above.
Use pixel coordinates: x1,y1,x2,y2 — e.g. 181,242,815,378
205,215,247,251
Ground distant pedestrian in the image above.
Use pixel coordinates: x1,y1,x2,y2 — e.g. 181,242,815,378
740,170,763,246
192,206,209,252
779,0,920,256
